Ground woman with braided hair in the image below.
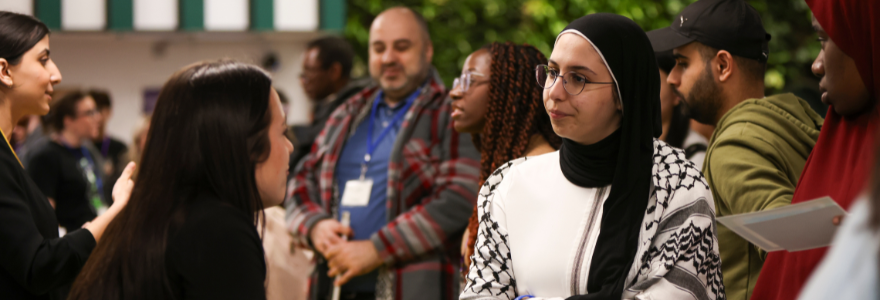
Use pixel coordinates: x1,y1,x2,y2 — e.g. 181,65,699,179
448,41,561,268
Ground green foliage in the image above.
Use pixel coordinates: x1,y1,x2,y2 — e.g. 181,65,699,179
343,0,820,95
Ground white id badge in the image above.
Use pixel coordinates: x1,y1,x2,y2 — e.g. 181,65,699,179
340,179,373,207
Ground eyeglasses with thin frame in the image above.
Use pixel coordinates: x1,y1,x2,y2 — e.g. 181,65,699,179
535,64,614,95
452,71,487,93
76,109,99,119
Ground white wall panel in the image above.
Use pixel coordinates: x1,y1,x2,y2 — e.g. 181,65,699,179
275,0,318,31
62,0,105,30
0,0,34,16
134,0,178,31
205,0,248,31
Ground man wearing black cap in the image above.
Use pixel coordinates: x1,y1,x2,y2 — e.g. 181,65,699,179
648,1,824,300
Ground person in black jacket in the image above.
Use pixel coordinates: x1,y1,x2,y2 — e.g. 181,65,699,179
27,91,106,231
291,36,368,171
0,11,134,300
68,60,294,300
89,89,129,203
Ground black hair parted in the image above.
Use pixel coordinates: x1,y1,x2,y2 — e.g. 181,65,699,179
0,11,50,66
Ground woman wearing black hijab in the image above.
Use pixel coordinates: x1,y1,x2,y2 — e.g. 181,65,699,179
460,14,724,300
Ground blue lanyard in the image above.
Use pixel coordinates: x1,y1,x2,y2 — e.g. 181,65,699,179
361,90,420,176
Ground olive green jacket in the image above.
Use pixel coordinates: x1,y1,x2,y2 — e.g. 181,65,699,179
703,93,823,300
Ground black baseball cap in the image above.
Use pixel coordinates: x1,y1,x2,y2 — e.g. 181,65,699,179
647,0,771,62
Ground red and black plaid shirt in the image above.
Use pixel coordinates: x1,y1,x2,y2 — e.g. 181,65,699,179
286,75,480,300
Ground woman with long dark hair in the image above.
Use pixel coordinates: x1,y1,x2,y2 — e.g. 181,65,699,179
460,14,723,300
448,42,561,268
68,60,293,300
0,11,134,300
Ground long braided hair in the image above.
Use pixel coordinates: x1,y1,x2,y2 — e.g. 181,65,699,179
465,42,562,264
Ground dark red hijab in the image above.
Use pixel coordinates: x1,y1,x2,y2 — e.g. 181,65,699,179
751,1,880,299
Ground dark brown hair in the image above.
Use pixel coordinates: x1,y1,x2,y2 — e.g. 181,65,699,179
45,90,89,132
68,60,273,300
697,42,766,83
89,89,112,110
306,36,355,78
0,11,49,66
465,42,562,260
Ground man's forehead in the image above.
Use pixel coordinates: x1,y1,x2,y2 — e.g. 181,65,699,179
369,27,421,44
305,48,320,59
672,43,697,56
369,10,423,43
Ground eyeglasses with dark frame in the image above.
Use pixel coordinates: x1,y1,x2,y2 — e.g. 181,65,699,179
535,64,614,95
452,71,488,93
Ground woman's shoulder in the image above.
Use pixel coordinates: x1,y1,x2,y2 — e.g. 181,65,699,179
483,151,558,188
164,196,267,298
181,199,255,235
169,197,261,252
651,139,709,194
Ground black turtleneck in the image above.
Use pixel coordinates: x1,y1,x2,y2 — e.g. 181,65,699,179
559,129,621,188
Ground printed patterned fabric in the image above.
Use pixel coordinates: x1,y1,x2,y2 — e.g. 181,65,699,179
285,73,481,300
461,140,725,300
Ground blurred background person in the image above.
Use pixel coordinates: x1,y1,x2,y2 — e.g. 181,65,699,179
88,89,128,204
260,206,313,300
0,11,132,300
26,90,106,231
448,41,561,269
10,116,30,150
127,116,149,180
16,115,49,168
290,36,368,172
754,0,879,298
68,60,293,300
286,7,480,300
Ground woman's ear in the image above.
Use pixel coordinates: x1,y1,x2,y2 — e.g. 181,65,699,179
0,59,13,88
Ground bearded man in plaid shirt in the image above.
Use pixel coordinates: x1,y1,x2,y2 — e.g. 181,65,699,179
285,7,481,300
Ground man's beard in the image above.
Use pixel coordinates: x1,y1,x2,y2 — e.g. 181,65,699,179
375,57,429,95
677,66,723,125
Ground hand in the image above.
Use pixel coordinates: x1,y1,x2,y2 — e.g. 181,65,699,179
110,162,136,211
832,215,845,226
310,219,352,255
326,240,383,286
83,162,136,242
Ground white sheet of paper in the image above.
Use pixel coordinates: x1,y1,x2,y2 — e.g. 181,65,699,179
716,196,847,252
340,179,373,207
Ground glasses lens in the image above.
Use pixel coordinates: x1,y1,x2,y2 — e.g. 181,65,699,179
536,65,556,89
453,78,461,91
535,65,545,88
563,72,587,95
